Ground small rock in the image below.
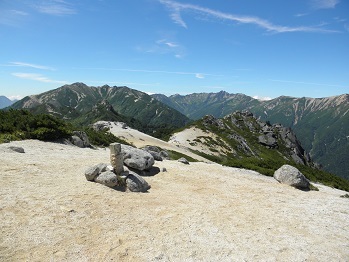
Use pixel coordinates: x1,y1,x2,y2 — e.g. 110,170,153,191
178,157,189,165
162,167,167,172
94,171,118,187
126,172,151,192
84,163,108,181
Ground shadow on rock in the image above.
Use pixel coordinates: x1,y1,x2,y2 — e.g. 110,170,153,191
129,166,161,177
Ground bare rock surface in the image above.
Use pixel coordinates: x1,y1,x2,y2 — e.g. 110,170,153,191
274,164,310,189
1,140,349,261
121,144,154,171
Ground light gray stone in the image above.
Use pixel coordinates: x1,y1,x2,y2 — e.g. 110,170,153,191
126,171,151,192
84,163,108,181
71,131,90,148
94,171,118,187
178,157,189,165
274,164,310,189
121,145,154,171
141,146,163,161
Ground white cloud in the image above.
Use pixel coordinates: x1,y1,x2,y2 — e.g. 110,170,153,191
12,73,67,84
11,10,29,16
0,9,29,26
165,42,178,48
295,13,309,17
159,0,338,33
195,73,205,79
146,39,184,58
311,0,340,9
10,62,55,71
8,95,23,101
35,0,76,16
253,95,272,101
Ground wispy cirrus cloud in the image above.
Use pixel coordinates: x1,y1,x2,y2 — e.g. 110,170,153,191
311,0,340,9
35,0,76,16
139,38,185,58
74,67,222,78
12,73,67,84
10,62,55,71
0,9,29,26
159,0,338,33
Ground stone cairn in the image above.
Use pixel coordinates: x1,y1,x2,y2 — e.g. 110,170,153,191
84,143,151,192
110,143,124,177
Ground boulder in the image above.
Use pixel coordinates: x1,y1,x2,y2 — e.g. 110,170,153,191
71,131,90,148
141,146,163,161
94,171,118,187
91,121,111,131
126,171,151,192
84,163,108,181
142,145,160,153
178,157,190,165
121,145,154,171
274,165,310,189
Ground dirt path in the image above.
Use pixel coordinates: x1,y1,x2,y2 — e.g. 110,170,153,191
108,122,210,162
1,140,349,261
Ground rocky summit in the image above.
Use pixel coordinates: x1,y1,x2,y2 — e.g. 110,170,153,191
153,91,349,180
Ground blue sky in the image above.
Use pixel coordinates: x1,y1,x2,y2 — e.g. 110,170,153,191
0,0,348,100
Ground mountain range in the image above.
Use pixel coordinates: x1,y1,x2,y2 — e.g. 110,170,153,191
4,84,348,180
153,91,349,180
9,83,190,136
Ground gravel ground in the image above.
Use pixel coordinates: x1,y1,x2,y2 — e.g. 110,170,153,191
0,139,349,261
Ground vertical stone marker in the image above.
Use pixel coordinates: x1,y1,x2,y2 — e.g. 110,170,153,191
110,143,124,175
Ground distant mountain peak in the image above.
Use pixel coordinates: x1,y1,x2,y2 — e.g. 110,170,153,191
0,96,16,109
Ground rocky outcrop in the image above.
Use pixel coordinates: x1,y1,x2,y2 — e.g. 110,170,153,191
258,133,278,148
274,165,310,189
121,145,155,170
227,111,311,166
203,115,225,129
70,131,90,148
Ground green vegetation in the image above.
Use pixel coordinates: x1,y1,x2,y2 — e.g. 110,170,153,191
186,113,349,192
0,109,72,142
166,149,198,162
0,109,129,147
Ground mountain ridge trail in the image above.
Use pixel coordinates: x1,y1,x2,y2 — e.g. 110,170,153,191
1,139,348,261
